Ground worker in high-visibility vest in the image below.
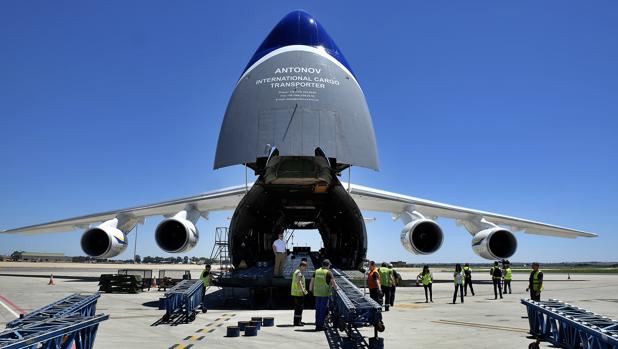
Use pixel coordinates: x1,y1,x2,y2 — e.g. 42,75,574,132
290,261,308,326
378,262,395,311
503,262,513,294
367,261,383,304
387,263,400,306
199,264,212,311
463,263,475,296
452,263,465,304
526,262,544,301
309,259,338,331
490,261,503,300
416,265,433,303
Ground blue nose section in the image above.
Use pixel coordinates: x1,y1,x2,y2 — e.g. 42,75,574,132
242,10,354,78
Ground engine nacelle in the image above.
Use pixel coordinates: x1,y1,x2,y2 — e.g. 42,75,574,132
400,219,444,255
471,227,517,260
155,217,199,253
80,224,128,259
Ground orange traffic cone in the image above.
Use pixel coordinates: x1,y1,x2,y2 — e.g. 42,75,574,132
48,274,55,286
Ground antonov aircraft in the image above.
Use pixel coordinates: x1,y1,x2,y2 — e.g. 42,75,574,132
1,11,596,269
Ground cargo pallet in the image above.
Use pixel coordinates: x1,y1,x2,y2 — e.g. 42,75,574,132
98,274,143,293
522,298,618,349
117,269,154,291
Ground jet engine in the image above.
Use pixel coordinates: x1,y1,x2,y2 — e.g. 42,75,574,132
80,224,128,259
400,218,444,255
471,227,517,260
155,211,199,253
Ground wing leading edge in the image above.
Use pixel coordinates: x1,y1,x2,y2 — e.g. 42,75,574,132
1,185,250,234
348,184,597,239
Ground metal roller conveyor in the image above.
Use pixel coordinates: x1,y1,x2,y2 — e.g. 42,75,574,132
328,269,384,348
0,314,108,349
7,293,101,328
161,279,205,323
521,298,618,349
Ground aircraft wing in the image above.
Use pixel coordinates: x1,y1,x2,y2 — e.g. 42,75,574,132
2,182,597,239
1,185,249,234
348,184,597,238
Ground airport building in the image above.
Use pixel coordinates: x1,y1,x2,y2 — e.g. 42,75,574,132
10,251,72,263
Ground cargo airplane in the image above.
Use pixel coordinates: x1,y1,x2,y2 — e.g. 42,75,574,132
1,10,597,269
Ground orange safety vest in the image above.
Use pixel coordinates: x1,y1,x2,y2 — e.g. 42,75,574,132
368,269,380,289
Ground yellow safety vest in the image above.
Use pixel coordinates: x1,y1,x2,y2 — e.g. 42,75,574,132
532,270,544,292
313,268,331,297
505,268,513,281
420,272,432,286
200,270,210,287
378,267,392,287
490,267,501,280
291,269,306,296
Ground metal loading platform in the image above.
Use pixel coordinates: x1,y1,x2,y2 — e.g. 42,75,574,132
0,294,107,349
215,251,317,288
521,298,618,349
158,279,205,324
328,269,384,349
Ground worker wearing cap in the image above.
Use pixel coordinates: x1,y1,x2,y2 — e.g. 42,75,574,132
503,262,513,294
490,261,503,299
526,262,544,301
290,261,308,326
367,261,382,304
310,259,338,331
199,264,212,311
378,262,394,311
387,263,400,307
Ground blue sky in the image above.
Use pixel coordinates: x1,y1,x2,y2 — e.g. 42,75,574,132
0,1,616,263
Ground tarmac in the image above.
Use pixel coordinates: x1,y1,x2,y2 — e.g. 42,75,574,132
1,262,617,349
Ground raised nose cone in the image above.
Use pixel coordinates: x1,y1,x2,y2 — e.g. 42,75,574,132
242,10,354,78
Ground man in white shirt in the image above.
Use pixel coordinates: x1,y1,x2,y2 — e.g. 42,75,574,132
272,232,286,277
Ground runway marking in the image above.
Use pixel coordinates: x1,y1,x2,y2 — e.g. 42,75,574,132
183,336,205,341
195,314,235,333
169,344,193,349
432,319,529,333
0,294,25,318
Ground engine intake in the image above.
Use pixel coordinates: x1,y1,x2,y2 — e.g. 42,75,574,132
155,217,198,253
471,227,517,260
400,219,443,255
80,225,128,259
